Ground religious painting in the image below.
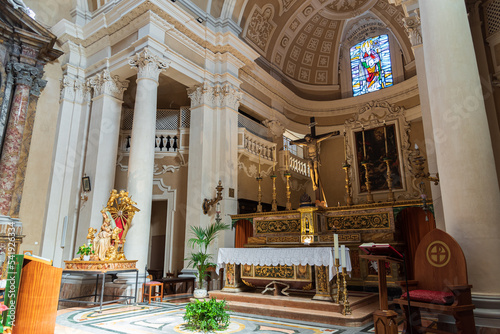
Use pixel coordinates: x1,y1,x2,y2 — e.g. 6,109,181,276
354,124,402,193
350,34,393,96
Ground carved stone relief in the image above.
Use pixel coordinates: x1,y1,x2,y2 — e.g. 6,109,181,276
244,4,277,54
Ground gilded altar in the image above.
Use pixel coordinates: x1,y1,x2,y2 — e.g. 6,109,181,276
231,199,432,290
217,247,351,301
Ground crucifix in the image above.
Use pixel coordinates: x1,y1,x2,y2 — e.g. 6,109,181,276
291,117,339,206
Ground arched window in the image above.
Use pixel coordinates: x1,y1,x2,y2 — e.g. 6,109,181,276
350,34,393,96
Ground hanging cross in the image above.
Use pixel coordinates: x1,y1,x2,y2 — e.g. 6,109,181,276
291,117,340,206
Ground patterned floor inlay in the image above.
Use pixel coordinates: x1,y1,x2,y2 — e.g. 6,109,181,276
56,303,392,334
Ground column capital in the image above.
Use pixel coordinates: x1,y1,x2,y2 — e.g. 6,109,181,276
129,48,169,83
60,75,91,103
403,13,422,47
187,81,241,110
30,77,47,97
11,63,39,87
88,69,129,100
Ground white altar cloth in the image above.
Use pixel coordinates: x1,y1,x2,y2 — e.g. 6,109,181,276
216,247,351,279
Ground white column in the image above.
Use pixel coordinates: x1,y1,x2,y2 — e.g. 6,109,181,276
42,75,91,265
126,48,169,272
402,9,445,229
420,0,500,295
78,70,128,242
184,82,241,269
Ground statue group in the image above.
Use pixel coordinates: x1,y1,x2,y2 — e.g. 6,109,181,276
86,189,140,261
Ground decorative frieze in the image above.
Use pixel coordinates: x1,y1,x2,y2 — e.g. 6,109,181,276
88,70,128,100
129,48,169,82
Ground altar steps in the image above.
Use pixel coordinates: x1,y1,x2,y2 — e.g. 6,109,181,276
209,290,379,327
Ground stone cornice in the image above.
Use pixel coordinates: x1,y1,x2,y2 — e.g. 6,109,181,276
55,1,259,68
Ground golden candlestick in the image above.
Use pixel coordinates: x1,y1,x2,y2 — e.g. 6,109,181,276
341,267,352,315
335,258,343,303
256,176,263,213
285,171,292,210
342,162,353,206
385,157,395,202
271,174,278,211
362,161,374,204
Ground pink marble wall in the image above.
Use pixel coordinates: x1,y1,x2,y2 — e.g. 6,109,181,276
0,84,30,215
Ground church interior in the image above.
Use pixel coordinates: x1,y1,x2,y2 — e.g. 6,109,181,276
0,0,499,333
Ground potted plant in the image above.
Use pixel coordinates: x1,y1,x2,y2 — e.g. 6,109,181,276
183,297,230,332
77,244,94,261
186,215,229,298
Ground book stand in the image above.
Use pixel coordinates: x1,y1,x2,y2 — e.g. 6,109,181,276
359,244,404,334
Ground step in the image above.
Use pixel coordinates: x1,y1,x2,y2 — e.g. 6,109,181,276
208,290,380,327
225,299,379,327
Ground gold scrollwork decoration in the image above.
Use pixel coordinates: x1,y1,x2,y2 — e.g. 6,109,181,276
255,265,295,279
316,265,328,293
267,236,300,243
255,219,301,234
302,282,313,290
242,279,256,288
326,212,390,231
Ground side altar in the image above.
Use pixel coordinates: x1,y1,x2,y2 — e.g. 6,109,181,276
64,190,139,270
231,199,432,291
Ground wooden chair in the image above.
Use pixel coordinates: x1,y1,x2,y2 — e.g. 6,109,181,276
394,229,476,334
142,275,163,304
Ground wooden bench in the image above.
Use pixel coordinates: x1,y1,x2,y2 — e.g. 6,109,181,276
394,229,476,334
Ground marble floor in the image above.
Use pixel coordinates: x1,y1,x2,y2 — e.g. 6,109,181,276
55,294,400,334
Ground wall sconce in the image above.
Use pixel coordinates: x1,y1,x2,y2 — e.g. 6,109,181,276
411,144,440,185
202,180,223,215
196,17,204,23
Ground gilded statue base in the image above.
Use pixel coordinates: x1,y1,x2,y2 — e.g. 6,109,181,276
64,260,137,271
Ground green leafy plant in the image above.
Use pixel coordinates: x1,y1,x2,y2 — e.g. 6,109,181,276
186,218,229,287
77,244,94,256
183,298,230,332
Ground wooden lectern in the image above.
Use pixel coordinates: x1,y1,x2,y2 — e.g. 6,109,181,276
359,244,404,334
13,256,62,334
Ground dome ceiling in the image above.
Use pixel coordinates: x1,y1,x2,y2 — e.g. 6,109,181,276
204,0,413,100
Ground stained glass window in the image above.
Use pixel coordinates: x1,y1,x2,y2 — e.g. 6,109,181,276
350,34,393,97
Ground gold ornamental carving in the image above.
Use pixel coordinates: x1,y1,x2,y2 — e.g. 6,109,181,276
326,212,391,231
316,265,328,293
242,279,256,288
255,219,301,234
319,234,360,243
255,265,295,280
267,236,300,243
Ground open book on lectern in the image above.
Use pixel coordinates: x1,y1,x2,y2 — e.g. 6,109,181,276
359,243,403,260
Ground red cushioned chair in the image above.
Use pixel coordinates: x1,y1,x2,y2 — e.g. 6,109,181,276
394,229,476,334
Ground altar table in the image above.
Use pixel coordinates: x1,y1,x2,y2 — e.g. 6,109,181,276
59,268,138,313
217,247,351,301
